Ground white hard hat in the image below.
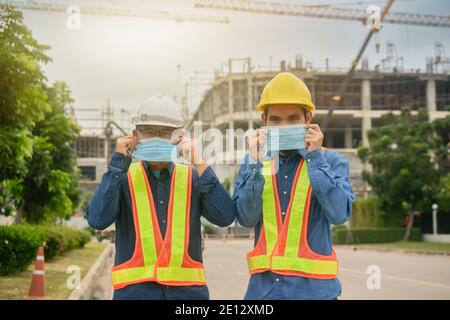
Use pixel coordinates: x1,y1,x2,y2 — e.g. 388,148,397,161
132,94,184,128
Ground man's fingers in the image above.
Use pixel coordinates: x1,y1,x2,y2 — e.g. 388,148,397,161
248,135,258,146
122,137,136,148
305,124,319,130
172,135,182,145
257,129,267,137
129,139,138,148
177,139,194,162
305,135,320,141
249,136,265,148
177,140,190,152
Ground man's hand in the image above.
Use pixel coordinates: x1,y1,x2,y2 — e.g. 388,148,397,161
248,129,266,162
115,133,138,157
173,134,207,176
305,124,324,152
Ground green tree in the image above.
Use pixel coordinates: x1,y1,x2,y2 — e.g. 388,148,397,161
436,173,450,212
222,177,231,195
20,82,81,223
0,4,51,214
357,108,448,240
433,115,450,211
0,5,81,223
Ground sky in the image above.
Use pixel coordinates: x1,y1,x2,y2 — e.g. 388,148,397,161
15,0,450,134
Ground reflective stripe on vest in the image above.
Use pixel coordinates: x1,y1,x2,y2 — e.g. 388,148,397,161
247,154,338,279
111,162,205,289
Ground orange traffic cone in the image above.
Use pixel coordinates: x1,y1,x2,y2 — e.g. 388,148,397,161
28,246,46,300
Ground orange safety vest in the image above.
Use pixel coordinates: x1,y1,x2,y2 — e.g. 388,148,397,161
247,148,338,279
111,161,206,290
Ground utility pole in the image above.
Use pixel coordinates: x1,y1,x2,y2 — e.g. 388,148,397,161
104,98,113,164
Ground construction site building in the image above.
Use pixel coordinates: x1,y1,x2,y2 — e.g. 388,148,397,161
187,56,450,196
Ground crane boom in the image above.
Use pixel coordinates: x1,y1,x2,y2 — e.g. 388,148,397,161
195,0,450,28
1,0,230,24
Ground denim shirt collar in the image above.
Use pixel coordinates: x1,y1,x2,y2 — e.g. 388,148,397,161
262,149,307,162
142,161,174,178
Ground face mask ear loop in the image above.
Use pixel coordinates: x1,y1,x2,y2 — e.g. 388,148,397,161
127,148,136,160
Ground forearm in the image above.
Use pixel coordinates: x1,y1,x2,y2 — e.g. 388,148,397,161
86,152,131,230
197,166,235,227
232,161,264,228
306,148,355,225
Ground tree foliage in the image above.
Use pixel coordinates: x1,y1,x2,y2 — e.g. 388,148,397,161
0,4,50,183
357,108,448,215
0,5,81,223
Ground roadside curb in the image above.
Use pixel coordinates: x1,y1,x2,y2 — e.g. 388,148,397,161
336,245,450,257
67,242,115,300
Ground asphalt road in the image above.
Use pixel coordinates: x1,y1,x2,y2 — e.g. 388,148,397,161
202,239,450,300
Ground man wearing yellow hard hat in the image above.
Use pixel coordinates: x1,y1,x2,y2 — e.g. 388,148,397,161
233,72,355,300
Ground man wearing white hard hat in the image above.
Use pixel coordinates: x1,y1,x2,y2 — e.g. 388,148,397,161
87,95,235,300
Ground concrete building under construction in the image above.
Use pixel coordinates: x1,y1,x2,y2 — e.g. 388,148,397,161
188,56,450,196
70,99,127,191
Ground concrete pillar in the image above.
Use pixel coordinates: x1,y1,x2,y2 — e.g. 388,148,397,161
345,125,353,149
361,79,372,148
228,60,234,130
427,79,437,112
247,76,254,129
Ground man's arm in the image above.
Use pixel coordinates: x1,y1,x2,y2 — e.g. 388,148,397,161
86,152,131,230
232,155,265,228
195,166,236,227
305,148,355,225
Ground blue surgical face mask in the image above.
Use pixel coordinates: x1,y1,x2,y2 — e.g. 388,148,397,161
264,124,307,153
132,137,177,162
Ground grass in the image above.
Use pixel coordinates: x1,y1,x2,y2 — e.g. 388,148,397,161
354,241,450,253
0,239,107,300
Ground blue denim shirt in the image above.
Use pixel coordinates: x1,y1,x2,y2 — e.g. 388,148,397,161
87,152,235,300
233,148,355,300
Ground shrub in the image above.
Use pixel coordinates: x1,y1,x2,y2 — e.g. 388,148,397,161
33,225,91,260
332,227,422,245
0,225,42,275
0,224,92,275
350,197,403,228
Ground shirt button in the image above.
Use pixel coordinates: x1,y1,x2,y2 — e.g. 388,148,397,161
160,200,164,204
307,158,311,162
283,191,287,195
282,211,286,216
276,278,280,282
284,175,288,179
162,219,166,224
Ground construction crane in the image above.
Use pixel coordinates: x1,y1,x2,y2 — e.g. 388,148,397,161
195,0,450,28
1,0,230,24
321,0,396,131
195,0,449,133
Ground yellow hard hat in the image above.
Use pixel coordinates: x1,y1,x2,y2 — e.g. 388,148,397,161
257,72,315,113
